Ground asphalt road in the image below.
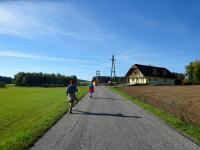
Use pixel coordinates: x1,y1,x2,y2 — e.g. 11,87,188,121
30,86,200,150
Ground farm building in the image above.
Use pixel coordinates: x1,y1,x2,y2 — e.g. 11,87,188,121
125,64,177,85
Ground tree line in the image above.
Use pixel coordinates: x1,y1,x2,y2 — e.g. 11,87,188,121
14,72,77,87
0,76,13,84
0,76,13,88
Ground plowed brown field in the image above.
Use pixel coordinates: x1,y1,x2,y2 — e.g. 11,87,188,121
120,85,200,126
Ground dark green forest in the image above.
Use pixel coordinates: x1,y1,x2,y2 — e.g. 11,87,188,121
14,72,77,87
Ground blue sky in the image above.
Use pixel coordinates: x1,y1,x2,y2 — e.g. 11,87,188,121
0,0,199,80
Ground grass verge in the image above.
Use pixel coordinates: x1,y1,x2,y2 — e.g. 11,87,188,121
0,85,88,150
108,87,200,144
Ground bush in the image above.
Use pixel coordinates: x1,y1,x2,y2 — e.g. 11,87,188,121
183,79,200,85
183,80,192,85
193,80,200,85
0,82,5,88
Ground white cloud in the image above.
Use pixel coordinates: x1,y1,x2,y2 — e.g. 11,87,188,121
0,2,48,39
0,1,106,41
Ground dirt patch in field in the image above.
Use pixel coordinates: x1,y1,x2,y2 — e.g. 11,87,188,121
120,85,200,126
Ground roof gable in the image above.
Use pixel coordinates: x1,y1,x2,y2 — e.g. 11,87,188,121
126,64,177,79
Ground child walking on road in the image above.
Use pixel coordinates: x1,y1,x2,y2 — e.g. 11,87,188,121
89,81,94,98
66,80,78,114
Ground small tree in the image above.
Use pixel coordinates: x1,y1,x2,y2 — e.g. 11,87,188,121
185,62,194,81
193,60,200,82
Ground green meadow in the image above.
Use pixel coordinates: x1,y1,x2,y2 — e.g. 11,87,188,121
0,85,88,150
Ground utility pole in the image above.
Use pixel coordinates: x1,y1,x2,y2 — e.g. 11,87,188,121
96,70,100,85
111,55,116,80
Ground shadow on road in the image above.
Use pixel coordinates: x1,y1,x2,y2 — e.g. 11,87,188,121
72,110,142,118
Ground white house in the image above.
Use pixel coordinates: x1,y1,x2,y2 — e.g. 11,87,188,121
125,64,177,85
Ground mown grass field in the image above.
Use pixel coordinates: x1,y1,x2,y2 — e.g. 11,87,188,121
0,85,88,150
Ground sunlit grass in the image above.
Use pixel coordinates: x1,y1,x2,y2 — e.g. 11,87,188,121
0,85,88,150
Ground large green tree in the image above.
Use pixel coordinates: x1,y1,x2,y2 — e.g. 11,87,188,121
193,60,200,81
185,60,200,83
